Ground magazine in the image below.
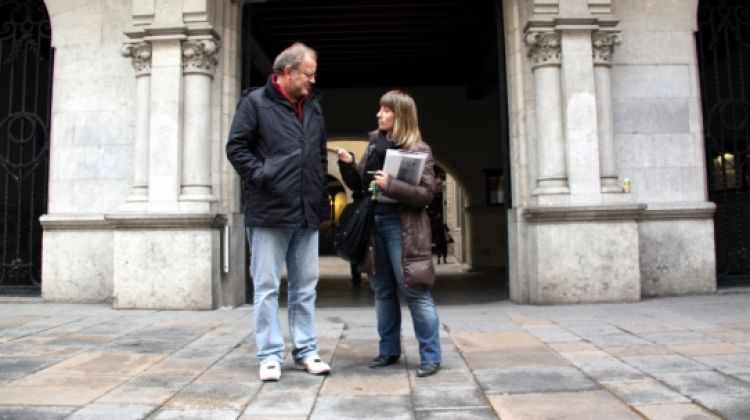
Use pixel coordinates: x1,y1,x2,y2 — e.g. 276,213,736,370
378,149,427,203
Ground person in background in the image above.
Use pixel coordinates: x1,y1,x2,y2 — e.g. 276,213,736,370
431,212,449,264
226,42,331,382
336,90,442,377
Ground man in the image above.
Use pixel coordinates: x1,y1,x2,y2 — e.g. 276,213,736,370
226,43,330,381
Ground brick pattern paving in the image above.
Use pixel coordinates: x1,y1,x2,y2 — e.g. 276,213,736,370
0,264,749,418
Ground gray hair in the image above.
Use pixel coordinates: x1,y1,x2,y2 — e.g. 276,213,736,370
272,42,317,74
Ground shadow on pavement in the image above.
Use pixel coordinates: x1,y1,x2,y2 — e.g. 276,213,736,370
276,257,508,308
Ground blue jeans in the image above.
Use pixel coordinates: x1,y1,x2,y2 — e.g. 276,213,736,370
246,227,320,364
371,213,441,364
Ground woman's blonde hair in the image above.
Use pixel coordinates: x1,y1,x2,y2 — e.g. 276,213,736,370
380,90,422,149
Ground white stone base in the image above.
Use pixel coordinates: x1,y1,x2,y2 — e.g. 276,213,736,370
40,213,241,309
108,213,225,310
40,216,114,303
523,205,644,304
112,228,217,309
639,204,717,297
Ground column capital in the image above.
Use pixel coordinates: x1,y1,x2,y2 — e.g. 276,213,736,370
121,42,152,76
592,31,621,66
182,39,220,77
525,31,562,68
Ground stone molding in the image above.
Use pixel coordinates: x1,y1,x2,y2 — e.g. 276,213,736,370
523,204,647,222
39,214,111,230
592,31,621,66
640,202,716,220
523,202,717,223
182,39,220,77
40,213,227,229
120,42,152,76
106,213,227,229
525,31,562,68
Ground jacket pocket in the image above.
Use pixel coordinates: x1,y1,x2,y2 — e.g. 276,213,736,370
403,257,435,288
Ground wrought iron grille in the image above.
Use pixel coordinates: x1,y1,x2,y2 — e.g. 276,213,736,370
697,0,750,286
0,0,52,295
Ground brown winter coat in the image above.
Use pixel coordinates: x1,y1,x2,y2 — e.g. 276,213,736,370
338,135,436,288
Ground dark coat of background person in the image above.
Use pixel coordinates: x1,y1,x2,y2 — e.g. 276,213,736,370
226,77,329,227
339,133,436,287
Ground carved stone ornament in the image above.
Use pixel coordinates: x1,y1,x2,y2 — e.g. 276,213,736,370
120,42,152,76
183,39,220,77
525,31,562,67
592,32,621,66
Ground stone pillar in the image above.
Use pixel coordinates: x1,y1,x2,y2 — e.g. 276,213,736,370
593,31,621,192
560,28,601,201
514,1,644,303
181,39,219,208
525,31,569,196
147,36,185,212
120,42,152,207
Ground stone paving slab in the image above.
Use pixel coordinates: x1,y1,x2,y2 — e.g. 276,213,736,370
650,370,750,396
311,395,413,420
242,391,317,417
152,408,241,420
668,342,750,356
0,373,130,405
65,403,158,420
692,392,750,419
640,331,720,345
631,403,722,419
620,354,711,373
600,344,675,357
694,353,750,375
603,379,690,405
0,405,76,420
488,391,642,419
412,386,489,411
320,375,410,395
522,325,581,343
0,356,62,380
415,407,499,419
474,365,600,394
562,353,648,383
5,292,750,418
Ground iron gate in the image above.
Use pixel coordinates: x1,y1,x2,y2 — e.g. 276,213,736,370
0,0,52,295
697,0,750,286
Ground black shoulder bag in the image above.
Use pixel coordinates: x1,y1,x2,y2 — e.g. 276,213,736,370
334,196,374,264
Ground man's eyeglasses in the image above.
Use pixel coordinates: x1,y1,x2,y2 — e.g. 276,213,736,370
295,69,316,80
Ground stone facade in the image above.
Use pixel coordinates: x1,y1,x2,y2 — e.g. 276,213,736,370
504,0,715,303
37,0,717,307
40,0,245,309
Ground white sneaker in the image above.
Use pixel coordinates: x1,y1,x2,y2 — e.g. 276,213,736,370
295,356,331,375
259,360,281,381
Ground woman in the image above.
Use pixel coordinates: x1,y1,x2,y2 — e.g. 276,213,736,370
337,90,441,377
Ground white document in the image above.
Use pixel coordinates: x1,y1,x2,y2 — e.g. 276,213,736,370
378,149,428,203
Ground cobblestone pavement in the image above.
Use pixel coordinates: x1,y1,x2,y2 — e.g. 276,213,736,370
0,258,749,419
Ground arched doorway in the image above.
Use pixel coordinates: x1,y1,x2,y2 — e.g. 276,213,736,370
0,0,53,296
696,0,750,287
241,0,510,279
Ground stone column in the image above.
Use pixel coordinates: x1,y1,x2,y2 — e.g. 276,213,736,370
525,31,569,196
593,31,621,192
147,37,184,212
121,42,152,207
181,39,220,207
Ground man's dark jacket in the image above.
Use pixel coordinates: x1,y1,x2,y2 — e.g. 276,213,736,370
226,77,329,227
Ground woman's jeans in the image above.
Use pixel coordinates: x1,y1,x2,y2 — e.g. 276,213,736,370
246,227,320,365
371,213,441,364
